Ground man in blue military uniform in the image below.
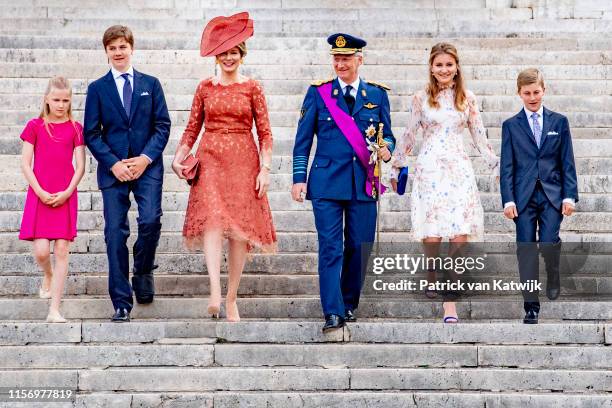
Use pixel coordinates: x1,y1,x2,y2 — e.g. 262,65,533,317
291,33,395,332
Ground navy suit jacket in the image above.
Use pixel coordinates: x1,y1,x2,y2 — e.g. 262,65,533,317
500,107,578,212
292,78,395,202
84,69,171,189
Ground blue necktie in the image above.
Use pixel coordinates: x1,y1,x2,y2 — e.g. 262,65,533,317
121,73,132,118
344,85,355,114
531,112,541,148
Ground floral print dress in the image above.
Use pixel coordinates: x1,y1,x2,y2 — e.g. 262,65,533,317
391,88,499,241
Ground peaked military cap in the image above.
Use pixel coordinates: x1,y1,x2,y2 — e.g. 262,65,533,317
327,33,366,55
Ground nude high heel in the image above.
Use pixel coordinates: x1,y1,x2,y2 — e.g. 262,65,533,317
225,300,240,322
39,287,51,299
207,304,220,319
46,310,67,323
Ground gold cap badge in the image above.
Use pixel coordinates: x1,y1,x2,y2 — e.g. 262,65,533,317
335,35,347,48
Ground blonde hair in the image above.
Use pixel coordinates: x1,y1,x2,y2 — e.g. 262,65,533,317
39,76,79,139
426,42,467,111
517,68,545,92
236,41,247,57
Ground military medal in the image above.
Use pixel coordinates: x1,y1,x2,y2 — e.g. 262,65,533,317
365,124,376,138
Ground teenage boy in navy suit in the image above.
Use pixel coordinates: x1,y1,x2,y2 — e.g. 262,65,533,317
500,68,578,324
84,25,171,322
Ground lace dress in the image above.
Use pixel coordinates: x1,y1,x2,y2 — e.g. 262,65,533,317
179,77,277,252
391,88,499,241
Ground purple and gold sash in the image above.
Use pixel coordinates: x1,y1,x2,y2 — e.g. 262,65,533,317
317,82,386,197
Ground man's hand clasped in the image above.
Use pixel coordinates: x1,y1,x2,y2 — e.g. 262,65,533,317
112,156,150,182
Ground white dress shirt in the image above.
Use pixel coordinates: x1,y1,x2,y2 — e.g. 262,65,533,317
504,105,574,209
337,77,360,99
110,66,151,164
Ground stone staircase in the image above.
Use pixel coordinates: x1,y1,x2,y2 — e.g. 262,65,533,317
0,0,611,406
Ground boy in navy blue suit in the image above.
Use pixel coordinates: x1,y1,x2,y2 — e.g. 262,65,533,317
500,68,578,324
84,26,171,322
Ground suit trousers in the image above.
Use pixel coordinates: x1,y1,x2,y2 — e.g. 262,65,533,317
311,193,376,317
514,182,563,308
101,175,163,311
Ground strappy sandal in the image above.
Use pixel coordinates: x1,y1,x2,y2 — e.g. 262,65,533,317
424,269,438,299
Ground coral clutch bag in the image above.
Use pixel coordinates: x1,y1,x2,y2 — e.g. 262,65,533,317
181,154,200,185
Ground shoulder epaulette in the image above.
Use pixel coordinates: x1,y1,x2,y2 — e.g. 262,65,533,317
311,78,333,86
366,80,391,91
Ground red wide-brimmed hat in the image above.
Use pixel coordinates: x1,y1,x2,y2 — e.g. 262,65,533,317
200,12,254,57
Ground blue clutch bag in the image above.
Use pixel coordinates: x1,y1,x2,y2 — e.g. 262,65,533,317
397,167,409,196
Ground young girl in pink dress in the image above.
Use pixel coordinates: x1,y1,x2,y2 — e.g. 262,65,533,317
19,77,86,323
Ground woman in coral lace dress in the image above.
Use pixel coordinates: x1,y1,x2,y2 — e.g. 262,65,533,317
390,43,499,323
172,12,276,322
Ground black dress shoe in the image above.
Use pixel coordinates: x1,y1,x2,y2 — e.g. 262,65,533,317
322,314,345,332
546,275,560,300
135,294,154,304
133,273,155,304
344,309,357,322
546,285,560,300
523,309,538,324
111,308,130,322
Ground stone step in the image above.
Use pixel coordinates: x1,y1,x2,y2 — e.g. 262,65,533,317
215,343,612,369
3,191,612,217
2,34,610,52
0,17,609,37
1,62,610,82
2,126,612,160
9,230,612,254
130,155,612,178
1,125,608,151
2,249,610,274
2,118,612,148
1,320,608,345
0,344,215,369
2,273,610,297
3,77,612,98
2,209,611,234
1,152,611,188
0,297,610,320
1,366,609,392
3,342,611,370
65,391,612,408
1,7,538,22
4,49,610,67
4,230,610,250
4,93,612,115
0,0,489,10
3,107,612,129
